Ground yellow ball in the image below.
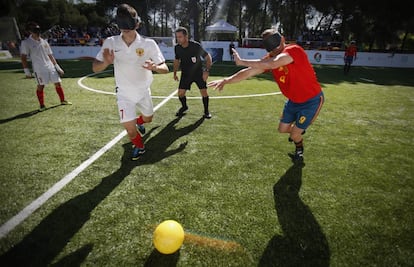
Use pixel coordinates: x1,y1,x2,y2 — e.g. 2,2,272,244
153,220,185,254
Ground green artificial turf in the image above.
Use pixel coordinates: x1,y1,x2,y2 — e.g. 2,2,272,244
0,59,413,266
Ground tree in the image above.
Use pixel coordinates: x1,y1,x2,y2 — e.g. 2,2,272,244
9,0,413,51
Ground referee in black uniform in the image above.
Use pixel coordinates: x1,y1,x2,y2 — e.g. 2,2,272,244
173,26,213,119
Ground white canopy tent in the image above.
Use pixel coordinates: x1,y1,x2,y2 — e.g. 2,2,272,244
205,20,238,33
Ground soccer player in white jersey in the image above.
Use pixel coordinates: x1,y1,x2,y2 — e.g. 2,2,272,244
20,22,72,112
93,3,169,160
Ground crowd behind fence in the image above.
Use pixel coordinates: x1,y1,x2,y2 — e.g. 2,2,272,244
3,25,412,56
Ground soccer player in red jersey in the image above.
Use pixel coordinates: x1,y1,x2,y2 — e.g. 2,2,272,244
208,28,324,163
344,41,357,74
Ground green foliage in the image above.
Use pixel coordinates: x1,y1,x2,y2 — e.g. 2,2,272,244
6,0,413,50
0,60,413,266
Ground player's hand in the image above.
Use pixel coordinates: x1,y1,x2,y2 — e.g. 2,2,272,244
232,48,242,66
24,68,32,78
54,64,64,76
143,60,155,71
207,79,226,91
173,73,179,81
103,48,114,65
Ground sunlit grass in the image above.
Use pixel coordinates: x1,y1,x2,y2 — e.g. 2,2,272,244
0,59,413,266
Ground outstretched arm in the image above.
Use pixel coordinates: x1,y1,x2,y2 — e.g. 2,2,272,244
207,67,264,91
233,48,293,70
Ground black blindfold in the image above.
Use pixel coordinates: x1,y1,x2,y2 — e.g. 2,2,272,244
116,14,140,30
263,32,282,52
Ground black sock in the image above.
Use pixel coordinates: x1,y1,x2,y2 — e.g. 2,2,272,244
202,96,209,113
294,139,304,154
179,96,187,108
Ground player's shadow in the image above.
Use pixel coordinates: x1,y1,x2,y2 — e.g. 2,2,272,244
0,105,62,125
0,117,204,266
259,163,330,267
136,116,205,165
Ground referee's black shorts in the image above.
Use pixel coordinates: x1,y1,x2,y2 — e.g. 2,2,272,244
179,74,207,90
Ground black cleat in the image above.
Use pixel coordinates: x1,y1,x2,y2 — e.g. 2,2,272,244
288,151,304,165
131,146,145,160
203,112,212,119
136,124,146,135
175,106,188,117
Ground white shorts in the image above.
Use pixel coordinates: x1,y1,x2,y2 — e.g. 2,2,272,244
34,69,61,85
117,89,154,123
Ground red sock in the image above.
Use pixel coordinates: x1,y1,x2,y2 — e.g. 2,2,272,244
131,134,144,149
136,116,144,125
55,86,65,102
36,90,45,106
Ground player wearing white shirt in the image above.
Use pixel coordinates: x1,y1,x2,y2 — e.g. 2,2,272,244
20,22,71,111
93,3,169,160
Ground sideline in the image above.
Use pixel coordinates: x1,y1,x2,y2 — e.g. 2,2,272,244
0,89,178,239
77,70,282,98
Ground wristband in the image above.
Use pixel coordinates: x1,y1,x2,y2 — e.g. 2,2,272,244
24,68,31,76
203,68,210,72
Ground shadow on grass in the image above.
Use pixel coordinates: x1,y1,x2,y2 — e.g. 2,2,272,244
0,117,204,266
144,249,180,267
0,105,62,125
137,116,204,165
259,163,330,267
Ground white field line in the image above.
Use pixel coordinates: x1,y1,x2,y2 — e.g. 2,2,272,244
0,86,178,239
359,77,375,83
77,70,281,98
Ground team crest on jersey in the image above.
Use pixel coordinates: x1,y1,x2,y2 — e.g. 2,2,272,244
278,66,289,74
136,48,144,57
191,57,196,63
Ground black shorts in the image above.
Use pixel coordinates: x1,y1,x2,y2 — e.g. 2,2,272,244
179,74,207,90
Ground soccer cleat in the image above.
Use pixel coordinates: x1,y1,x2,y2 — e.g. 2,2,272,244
61,100,72,105
39,105,46,112
288,151,304,164
136,124,146,135
203,112,212,119
131,146,145,160
175,106,188,117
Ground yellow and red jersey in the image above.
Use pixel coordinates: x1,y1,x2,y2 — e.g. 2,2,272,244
270,44,322,103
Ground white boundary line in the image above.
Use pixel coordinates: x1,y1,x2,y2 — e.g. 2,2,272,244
0,88,178,239
77,70,282,98
359,77,375,83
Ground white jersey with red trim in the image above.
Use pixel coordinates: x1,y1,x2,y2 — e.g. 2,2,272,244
20,35,55,73
96,32,165,100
